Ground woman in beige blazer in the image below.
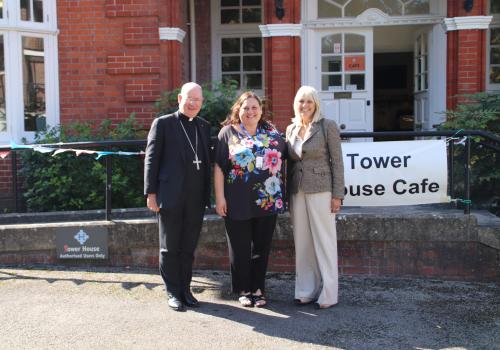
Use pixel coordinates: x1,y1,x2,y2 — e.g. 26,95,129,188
286,86,345,309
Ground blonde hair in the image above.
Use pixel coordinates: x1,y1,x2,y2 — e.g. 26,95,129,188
292,85,323,125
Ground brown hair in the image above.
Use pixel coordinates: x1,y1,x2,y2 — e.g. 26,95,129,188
221,91,268,126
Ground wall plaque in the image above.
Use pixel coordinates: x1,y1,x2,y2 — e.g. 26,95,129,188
334,92,352,99
56,227,108,259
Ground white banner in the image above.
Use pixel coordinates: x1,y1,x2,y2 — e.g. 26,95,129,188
342,140,449,206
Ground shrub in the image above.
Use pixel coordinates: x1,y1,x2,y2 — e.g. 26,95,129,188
440,92,500,215
21,115,146,212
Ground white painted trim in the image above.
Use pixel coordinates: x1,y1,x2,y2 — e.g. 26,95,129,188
428,24,447,130
189,0,196,81
443,16,493,31
301,28,312,87
304,15,444,29
159,27,186,42
305,0,447,21
45,34,60,135
0,26,58,35
259,24,302,37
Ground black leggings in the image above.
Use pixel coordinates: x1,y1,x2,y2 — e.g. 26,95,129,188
224,215,277,294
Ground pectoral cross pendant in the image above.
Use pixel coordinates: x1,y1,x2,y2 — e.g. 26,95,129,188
193,155,202,170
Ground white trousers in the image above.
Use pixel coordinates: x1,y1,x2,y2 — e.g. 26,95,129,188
291,190,338,305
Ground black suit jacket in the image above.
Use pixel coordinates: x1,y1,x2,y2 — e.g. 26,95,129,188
144,111,212,209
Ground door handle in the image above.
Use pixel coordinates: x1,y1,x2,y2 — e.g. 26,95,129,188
340,124,346,130
366,100,371,106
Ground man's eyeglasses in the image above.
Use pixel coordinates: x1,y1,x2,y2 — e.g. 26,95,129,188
185,97,204,104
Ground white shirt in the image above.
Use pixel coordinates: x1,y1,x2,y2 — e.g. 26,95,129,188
292,123,312,159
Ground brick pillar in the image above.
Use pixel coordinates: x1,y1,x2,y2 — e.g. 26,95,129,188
158,0,188,91
446,0,488,109
263,0,301,132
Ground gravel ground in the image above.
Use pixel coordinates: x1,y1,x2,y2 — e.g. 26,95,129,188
0,266,499,350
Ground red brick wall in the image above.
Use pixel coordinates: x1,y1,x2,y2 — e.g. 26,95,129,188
263,0,301,131
2,239,497,281
57,0,188,127
446,0,488,109
104,0,158,17
193,240,498,280
58,1,157,125
337,241,498,279
195,1,212,83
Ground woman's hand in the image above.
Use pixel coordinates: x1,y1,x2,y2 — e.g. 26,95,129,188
216,196,227,217
331,198,341,214
214,164,227,217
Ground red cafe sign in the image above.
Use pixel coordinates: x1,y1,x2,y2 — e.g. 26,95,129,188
345,55,365,71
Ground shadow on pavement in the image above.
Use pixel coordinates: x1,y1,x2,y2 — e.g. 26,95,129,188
193,300,337,347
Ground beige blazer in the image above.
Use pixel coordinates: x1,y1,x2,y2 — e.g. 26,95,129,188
286,119,345,199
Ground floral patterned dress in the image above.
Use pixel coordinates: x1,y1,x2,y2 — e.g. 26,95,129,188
215,122,286,220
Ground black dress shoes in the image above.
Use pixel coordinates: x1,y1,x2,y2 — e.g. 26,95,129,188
183,291,200,308
168,295,186,312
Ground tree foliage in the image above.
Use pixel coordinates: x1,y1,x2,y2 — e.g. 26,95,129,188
440,92,500,215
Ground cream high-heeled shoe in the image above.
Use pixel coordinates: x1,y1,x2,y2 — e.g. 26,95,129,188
315,303,338,309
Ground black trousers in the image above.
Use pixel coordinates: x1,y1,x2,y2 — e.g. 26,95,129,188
224,215,277,295
158,197,205,298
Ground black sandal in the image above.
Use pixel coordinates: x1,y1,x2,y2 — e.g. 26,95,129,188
252,294,267,308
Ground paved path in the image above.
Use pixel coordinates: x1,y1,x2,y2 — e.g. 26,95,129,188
0,267,499,350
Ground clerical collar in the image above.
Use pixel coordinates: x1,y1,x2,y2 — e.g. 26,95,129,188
179,111,196,122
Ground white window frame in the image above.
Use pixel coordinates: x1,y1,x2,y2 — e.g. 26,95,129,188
0,0,59,143
302,0,446,26
487,0,500,90
211,0,264,96
219,0,262,25
316,0,433,18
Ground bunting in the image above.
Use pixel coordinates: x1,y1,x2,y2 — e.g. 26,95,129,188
0,141,145,159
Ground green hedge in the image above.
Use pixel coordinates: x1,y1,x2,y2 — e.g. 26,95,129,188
21,116,146,211
440,92,500,215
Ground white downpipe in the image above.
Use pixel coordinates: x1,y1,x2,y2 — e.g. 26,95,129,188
189,0,196,82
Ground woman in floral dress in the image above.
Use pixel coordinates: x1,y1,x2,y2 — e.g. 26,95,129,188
214,91,286,308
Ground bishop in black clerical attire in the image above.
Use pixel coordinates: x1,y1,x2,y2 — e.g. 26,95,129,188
144,82,211,311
